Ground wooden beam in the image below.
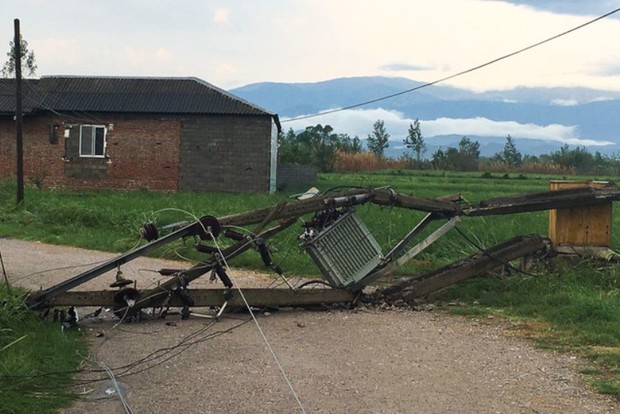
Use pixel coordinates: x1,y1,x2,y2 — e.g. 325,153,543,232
47,287,356,308
465,185,620,217
378,234,549,301
218,188,461,227
372,188,459,215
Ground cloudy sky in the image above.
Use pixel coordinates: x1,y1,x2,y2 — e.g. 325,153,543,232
1,0,618,91
1,0,619,148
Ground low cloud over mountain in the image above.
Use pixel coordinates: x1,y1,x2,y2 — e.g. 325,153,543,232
231,76,620,156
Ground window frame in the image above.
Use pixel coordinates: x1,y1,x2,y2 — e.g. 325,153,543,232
79,124,107,158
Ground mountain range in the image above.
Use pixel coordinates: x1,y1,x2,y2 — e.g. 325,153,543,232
230,76,620,158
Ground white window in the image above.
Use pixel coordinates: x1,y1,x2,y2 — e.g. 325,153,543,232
79,125,106,157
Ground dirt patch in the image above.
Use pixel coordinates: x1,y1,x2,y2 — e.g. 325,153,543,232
1,238,619,413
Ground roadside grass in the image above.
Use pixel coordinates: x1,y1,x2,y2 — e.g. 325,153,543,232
0,284,87,413
2,170,620,398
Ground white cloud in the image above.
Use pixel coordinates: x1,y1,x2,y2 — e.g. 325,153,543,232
123,46,146,65
215,63,238,78
213,8,230,24
155,48,172,62
282,109,613,147
4,0,620,91
283,108,408,139
271,17,305,30
551,98,578,106
33,37,80,65
590,96,615,102
425,117,612,146
379,63,434,72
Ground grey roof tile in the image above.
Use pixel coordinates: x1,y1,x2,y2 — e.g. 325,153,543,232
0,76,275,118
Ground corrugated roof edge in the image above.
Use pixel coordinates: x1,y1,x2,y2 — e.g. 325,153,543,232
190,77,281,133
38,75,282,133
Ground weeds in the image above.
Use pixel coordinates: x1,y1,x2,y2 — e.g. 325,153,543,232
0,284,87,412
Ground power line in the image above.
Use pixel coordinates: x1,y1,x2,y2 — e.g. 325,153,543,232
282,7,620,124
22,79,106,124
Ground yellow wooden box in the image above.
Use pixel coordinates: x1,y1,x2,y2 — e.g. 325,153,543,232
548,180,611,247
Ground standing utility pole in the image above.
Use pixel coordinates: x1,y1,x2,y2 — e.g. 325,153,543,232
14,18,24,205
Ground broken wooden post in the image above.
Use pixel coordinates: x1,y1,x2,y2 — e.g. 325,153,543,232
376,234,550,302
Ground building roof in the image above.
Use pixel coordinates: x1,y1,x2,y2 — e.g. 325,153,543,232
0,76,279,128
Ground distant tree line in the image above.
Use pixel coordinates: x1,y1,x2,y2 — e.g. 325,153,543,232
278,119,620,176
278,124,363,172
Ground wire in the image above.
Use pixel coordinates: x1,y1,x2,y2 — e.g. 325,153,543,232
454,225,538,277
22,79,106,125
8,258,110,283
111,304,131,330
295,279,332,289
207,228,308,414
95,360,134,414
282,7,620,124
5,317,251,388
94,319,249,381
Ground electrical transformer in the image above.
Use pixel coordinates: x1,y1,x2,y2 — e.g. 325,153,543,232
302,210,383,288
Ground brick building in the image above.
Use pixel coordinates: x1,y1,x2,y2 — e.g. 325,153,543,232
0,76,280,193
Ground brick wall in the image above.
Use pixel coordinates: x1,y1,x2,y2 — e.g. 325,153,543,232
179,115,273,193
0,115,66,185
0,113,181,191
1,112,275,193
276,164,318,191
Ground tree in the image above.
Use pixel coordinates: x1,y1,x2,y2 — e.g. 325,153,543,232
337,133,363,154
296,124,340,172
279,125,364,172
499,135,522,168
367,119,390,159
431,148,449,170
403,118,426,163
550,144,594,174
431,137,480,171
457,137,480,171
278,128,305,165
1,35,37,78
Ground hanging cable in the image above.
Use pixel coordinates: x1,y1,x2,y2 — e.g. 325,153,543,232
454,225,538,277
23,79,107,125
282,7,620,124
95,360,134,414
207,228,308,414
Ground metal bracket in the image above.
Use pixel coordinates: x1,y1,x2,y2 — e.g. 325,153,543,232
352,216,460,289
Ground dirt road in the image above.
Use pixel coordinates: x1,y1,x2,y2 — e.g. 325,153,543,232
1,238,618,413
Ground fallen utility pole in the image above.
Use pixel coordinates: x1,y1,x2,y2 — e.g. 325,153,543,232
45,288,356,309
23,182,620,321
27,188,457,308
376,234,550,302
464,184,620,216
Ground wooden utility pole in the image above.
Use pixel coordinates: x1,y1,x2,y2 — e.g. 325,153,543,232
14,18,24,206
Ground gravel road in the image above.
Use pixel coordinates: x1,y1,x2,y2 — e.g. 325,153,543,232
1,238,618,414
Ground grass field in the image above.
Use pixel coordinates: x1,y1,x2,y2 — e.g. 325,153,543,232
1,169,620,399
0,284,86,413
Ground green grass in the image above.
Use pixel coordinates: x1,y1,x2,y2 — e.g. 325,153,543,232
2,170,620,398
0,284,87,413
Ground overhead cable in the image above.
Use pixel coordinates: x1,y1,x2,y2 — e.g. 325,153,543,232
282,7,620,124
